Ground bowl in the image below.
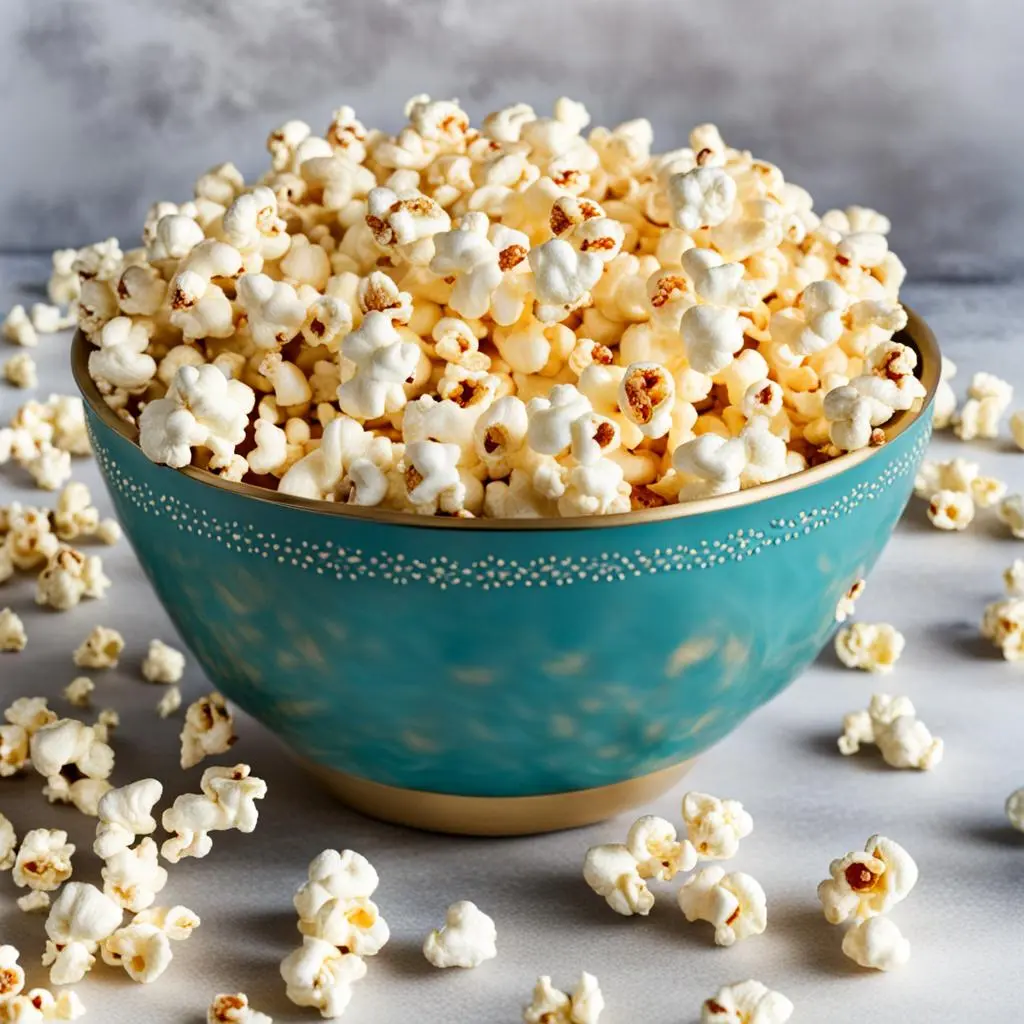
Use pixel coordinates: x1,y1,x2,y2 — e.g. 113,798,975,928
72,310,939,835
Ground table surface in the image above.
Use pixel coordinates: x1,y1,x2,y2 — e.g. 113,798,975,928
1,256,1022,1022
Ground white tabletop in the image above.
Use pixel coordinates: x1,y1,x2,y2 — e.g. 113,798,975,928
2,259,1022,1022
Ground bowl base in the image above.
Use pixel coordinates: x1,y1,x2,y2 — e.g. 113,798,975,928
303,760,694,836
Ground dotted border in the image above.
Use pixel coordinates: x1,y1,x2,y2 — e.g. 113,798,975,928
91,428,927,590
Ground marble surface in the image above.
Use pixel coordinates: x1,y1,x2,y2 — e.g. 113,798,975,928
2,256,1023,1021
3,0,1024,279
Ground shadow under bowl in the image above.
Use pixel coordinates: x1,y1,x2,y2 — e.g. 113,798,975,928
72,310,939,835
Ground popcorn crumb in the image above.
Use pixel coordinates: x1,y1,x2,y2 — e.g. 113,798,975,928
0,608,27,652
142,639,186,684
423,900,497,969
841,916,911,971
64,677,95,708
582,843,653,916
701,980,793,1024
73,627,125,669
16,889,51,913
4,352,38,389
100,922,172,984
208,993,274,1024
834,622,904,673
13,828,75,893
997,494,1024,539
524,973,604,1024
280,937,367,1020
981,596,1024,660
179,692,236,768
157,686,182,719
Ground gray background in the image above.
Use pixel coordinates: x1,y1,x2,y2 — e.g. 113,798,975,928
3,0,1024,278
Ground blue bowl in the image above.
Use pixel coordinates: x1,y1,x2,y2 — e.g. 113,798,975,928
72,311,938,834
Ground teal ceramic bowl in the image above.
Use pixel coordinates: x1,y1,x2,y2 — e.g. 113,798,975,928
72,311,938,835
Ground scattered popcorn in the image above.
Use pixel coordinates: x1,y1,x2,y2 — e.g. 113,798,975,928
422,900,497,969
141,639,186,684
208,993,273,1024
132,904,201,941
1004,559,1024,598
1,697,56,775
932,356,957,429
280,936,367,1020
838,694,942,769
24,444,72,491
981,595,1024,660
682,791,753,861
926,489,975,531
12,828,75,893
0,813,16,871
0,945,24,997
835,579,866,623
157,686,182,719
582,844,653,916
63,677,94,708
72,626,125,669
293,849,380,926
523,973,604,1024
100,923,172,984
678,867,768,946
1006,789,1024,832
30,717,114,784
101,839,168,912
817,835,917,924
73,99,922,520
179,692,237,768
841,916,911,971
0,608,27,652
834,622,904,673
43,882,123,986
701,980,793,1024
954,372,1013,441
94,779,163,858
626,815,697,881
18,890,52,915
998,494,1024,539
3,305,38,347
36,547,111,610
4,353,37,389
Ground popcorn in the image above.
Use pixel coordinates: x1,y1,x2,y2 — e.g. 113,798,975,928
179,692,237,768
2,306,38,347
73,626,124,669
682,792,753,861
12,829,75,892
523,974,604,1024
933,356,958,428
0,608,27,652
668,166,737,231
926,489,975,531
403,440,465,513
207,993,273,1024
0,813,15,871
101,838,168,912
997,494,1024,539
981,595,1024,660
677,867,768,946
838,694,942,769
1,697,55,775
293,849,379,925
132,904,200,941
1006,789,1024,832
86,317,156,391
43,882,123,985
100,923,172,983
280,937,367,1019
955,371,1013,440
4,353,37,389
64,678,94,708
94,778,163,859
36,546,110,610
24,445,72,491
223,187,290,264
582,844,653,916
157,687,182,718
30,717,114,784
672,435,747,501
625,815,697,881
17,890,52,914
0,946,24,997
701,981,793,1024
841,916,911,971
423,901,497,969
618,363,674,439
835,578,866,623
834,622,904,673
817,835,917,924
141,639,186,684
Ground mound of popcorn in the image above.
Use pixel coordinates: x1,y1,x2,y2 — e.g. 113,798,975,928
73,96,922,519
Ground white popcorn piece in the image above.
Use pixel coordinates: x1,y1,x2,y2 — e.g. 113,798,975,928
529,239,603,322
582,844,653,916
680,304,745,376
701,980,793,1024
280,937,367,1020
0,812,16,871
523,973,604,1024
53,482,99,541
1003,559,1024,598
668,166,737,232
141,639,186,685
236,274,308,350
294,849,380,926
3,305,38,347
101,838,169,912
1006,788,1024,832
822,384,888,452
87,317,157,391
770,280,848,356
73,626,125,669
44,882,123,986
1,697,56,775
17,890,52,914
12,829,75,892
207,993,274,1024
36,547,111,610
1010,410,1024,451
338,311,421,420
672,434,747,501
626,815,697,881
0,945,24,998
926,489,975,531
167,241,242,342
100,923,172,984
955,371,1013,441
63,677,94,708
834,622,904,673
998,494,1024,539
0,608,28,652
933,356,958,429
403,440,465,512
818,835,917,924
835,578,866,623
180,692,237,769
838,694,942,769
527,385,593,456
422,900,497,969
677,867,768,946
366,186,451,264
24,445,73,492
981,596,1024,660
94,778,163,859
841,916,911,971
157,687,182,719
682,792,754,861
30,717,114,781
4,352,38,389
223,187,290,263
132,904,201,941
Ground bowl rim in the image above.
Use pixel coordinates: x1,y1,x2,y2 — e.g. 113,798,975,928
72,306,939,532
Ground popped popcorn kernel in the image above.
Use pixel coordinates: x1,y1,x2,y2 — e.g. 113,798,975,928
582,843,653,917
701,980,793,1024
100,923,172,984
157,686,182,719
817,834,917,924
626,814,697,881
72,626,124,669
422,900,497,969
523,973,604,1024
0,608,27,652
835,578,866,623
280,937,367,1020
997,494,1024,539
838,694,942,770
4,353,38,389
0,813,16,871
141,639,186,685
43,882,123,985
179,692,236,769
981,596,1024,660
63,678,94,708
926,489,974,531
682,791,753,861
208,993,273,1024
3,305,38,347
841,916,911,971
1006,788,1024,832
834,622,904,673
678,867,767,946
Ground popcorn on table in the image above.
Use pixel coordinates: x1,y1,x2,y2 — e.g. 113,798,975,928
841,916,911,971
678,867,768,946
682,791,753,860
208,993,274,1024
817,834,917,924
141,639,186,684
701,980,793,1024
0,812,16,871
43,882,123,985
1,696,56,776
838,693,943,770
179,691,237,768
72,626,125,669
73,97,921,519
157,686,182,718
834,622,904,673
0,608,27,652
4,352,37,389
423,900,497,969
64,677,94,708
523,973,604,1024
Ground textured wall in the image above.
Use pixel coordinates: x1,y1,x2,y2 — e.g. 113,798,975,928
3,0,1022,278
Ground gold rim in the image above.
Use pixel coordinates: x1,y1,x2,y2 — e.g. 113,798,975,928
303,759,694,836
72,307,939,532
